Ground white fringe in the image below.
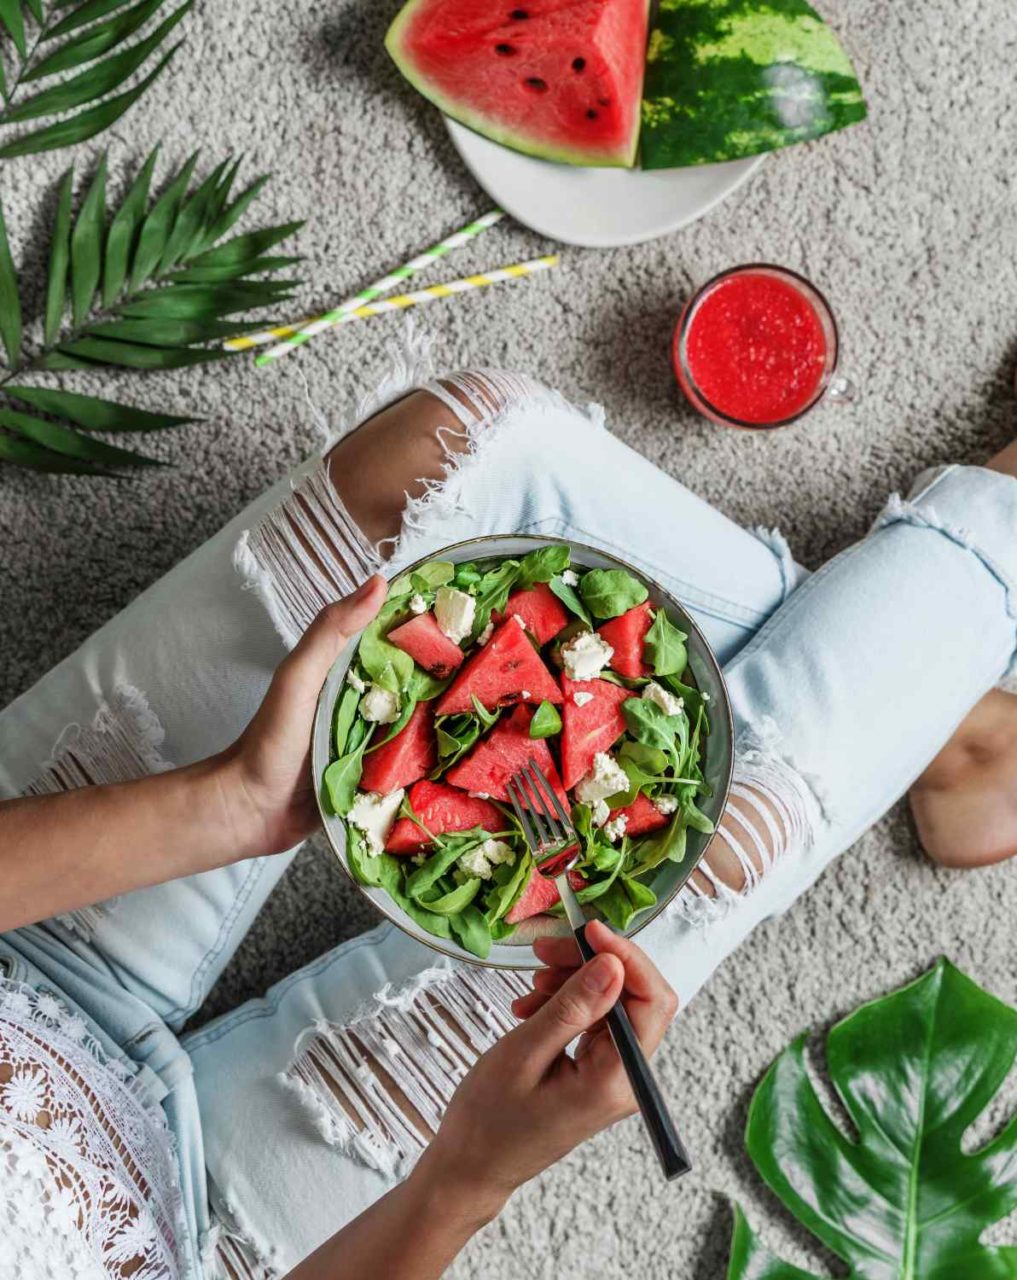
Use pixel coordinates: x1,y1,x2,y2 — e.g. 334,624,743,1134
21,685,174,941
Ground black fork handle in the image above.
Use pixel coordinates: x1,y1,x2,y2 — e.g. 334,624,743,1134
575,921,692,1182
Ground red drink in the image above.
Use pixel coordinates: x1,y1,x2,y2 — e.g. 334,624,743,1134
673,265,839,429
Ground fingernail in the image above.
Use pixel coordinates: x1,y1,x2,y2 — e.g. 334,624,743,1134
583,955,614,993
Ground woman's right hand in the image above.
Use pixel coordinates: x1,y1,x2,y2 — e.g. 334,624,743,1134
411,919,679,1221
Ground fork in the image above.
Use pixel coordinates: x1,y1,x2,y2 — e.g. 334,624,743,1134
507,760,692,1182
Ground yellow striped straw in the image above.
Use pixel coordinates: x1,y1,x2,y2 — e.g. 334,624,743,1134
250,255,559,366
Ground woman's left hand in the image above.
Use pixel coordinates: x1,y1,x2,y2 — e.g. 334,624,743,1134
219,575,386,856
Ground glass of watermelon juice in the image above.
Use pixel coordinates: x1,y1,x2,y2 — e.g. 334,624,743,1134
673,264,853,430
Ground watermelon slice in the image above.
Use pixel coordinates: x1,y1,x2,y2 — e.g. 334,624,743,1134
446,704,569,809
501,582,569,646
359,701,437,795
436,618,563,716
506,865,586,922
386,779,503,853
610,790,668,837
559,674,631,790
597,601,653,678
388,611,465,678
641,0,867,170
385,0,651,168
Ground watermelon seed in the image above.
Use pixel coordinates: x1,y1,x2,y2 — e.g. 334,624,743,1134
510,8,528,17
495,42,515,55
524,77,548,92
598,97,611,107
586,108,598,119
572,57,585,72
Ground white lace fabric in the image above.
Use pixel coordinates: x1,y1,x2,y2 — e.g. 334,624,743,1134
0,978,186,1280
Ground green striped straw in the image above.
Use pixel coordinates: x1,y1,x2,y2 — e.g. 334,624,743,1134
244,209,505,367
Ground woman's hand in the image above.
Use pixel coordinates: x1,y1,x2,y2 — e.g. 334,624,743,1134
411,920,679,1221
219,576,386,857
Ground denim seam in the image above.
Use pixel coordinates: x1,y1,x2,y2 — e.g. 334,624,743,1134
164,858,269,1028
181,930,388,1052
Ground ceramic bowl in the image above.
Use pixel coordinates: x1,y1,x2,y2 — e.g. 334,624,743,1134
312,534,733,969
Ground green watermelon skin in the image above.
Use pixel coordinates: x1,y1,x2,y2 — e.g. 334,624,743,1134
435,618,563,716
386,780,503,853
641,0,867,170
386,0,651,168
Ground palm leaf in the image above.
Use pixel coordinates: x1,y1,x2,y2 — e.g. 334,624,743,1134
0,197,21,368
0,0,191,160
0,149,302,474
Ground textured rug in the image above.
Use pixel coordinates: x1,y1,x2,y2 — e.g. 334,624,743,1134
2,0,1017,1274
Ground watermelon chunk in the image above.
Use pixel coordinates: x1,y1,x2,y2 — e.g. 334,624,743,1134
446,704,569,809
506,865,586,922
559,674,632,790
388,611,464,678
436,619,563,716
597,601,653,678
610,791,668,837
386,780,503,853
500,582,568,646
359,701,437,795
385,0,651,168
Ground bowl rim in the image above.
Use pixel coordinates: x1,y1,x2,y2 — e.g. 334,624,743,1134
312,533,735,969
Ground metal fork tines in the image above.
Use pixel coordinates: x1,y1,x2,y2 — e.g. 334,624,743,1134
506,761,578,880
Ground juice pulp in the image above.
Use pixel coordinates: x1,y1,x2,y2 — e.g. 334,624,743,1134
679,271,829,425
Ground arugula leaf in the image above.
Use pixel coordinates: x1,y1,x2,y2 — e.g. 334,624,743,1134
358,594,414,691
529,700,562,739
452,561,482,589
516,543,570,589
434,712,490,771
449,903,492,959
424,878,482,916
390,888,454,940
630,812,688,876
470,694,500,729
410,559,454,591
322,729,373,815
484,853,531,923
331,682,361,758
470,560,521,634
622,697,681,754
346,827,402,894
406,842,464,900
579,568,648,620
547,573,593,628
644,608,688,677
727,958,1017,1280
597,876,657,930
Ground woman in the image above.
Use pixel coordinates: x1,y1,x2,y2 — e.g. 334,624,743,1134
1,363,1014,1278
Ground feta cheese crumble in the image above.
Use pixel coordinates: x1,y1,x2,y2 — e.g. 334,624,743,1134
576,752,629,811
409,593,428,615
572,690,594,708
434,586,476,644
346,670,366,694
591,799,610,827
360,683,400,724
655,794,679,816
561,569,579,587
561,630,613,681
459,838,516,881
643,680,685,717
348,788,404,855
603,814,628,843
477,621,494,645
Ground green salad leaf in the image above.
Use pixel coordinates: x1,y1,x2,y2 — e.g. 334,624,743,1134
529,700,562,739
548,573,593,627
579,568,648,620
727,958,1017,1280
517,543,571,589
644,608,688,677
322,727,374,815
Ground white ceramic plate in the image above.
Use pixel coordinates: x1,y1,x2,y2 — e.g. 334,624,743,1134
312,534,733,970
446,118,765,248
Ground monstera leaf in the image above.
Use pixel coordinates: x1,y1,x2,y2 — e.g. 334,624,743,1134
0,147,302,473
641,0,867,170
728,959,1017,1279
0,0,193,158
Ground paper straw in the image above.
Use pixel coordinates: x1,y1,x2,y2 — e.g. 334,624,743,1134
226,209,505,360
252,256,559,365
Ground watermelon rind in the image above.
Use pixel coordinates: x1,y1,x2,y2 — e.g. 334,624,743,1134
640,0,867,170
385,0,649,169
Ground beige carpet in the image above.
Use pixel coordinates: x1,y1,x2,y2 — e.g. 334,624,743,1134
2,0,1017,1273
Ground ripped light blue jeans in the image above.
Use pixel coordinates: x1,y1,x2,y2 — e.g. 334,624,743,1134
1,366,1015,1277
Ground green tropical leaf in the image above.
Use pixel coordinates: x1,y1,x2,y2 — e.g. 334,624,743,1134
127,149,198,289
0,0,27,56
54,335,229,367
70,154,106,326
5,384,194,431
168,254,301,284
44,167,75,345
0,47,179,158
0,431,118,474
0,197,22,368
4,1,192,122
0,405,161,466
188,222,306,269
727,959,1017,1279
102,144,157,304
31,0,167,75
49,0,135,39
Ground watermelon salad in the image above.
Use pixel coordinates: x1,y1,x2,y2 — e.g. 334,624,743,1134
321,545,714,961
384,0,866,171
